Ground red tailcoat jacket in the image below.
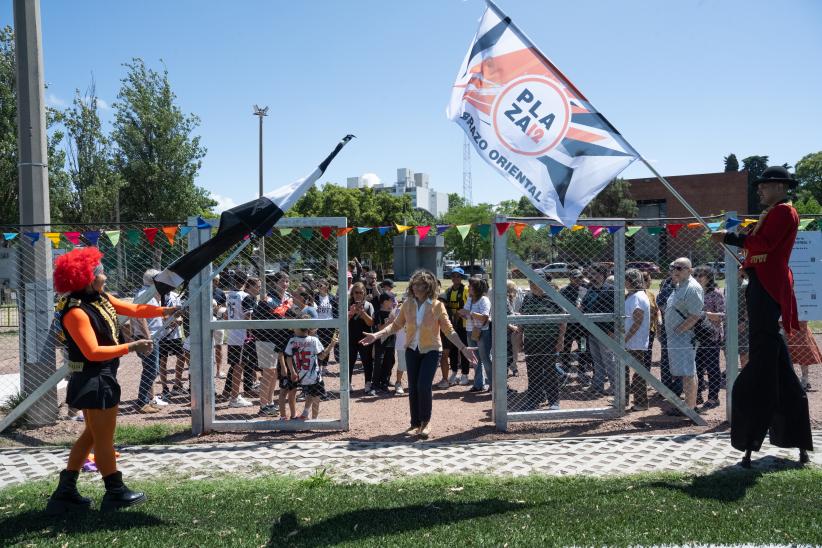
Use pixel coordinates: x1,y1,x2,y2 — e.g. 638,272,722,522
725,201,800,334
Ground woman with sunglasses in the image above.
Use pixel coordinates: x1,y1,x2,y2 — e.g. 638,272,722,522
347,282,375,390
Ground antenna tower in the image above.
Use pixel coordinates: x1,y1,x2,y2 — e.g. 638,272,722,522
462,134,473,205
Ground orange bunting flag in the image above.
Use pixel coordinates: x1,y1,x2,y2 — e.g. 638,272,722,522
162,226,178,245
495,222,511,236
666,224,684,238
687,222,703,229
416,225,432,239
512,223,528,238
320,227,333,240
395,224,412,233
143,227,159,245
336,227,354,237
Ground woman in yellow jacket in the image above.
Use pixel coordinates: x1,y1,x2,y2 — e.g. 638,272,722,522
361,269,476,438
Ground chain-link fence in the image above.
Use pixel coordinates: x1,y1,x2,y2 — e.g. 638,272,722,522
0,220,193,431
195,217,350,432
494,214,821,430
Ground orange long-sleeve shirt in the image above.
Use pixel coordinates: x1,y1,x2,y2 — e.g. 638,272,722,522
63,294,169,362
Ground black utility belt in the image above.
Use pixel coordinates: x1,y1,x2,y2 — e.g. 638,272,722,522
68,361,116,374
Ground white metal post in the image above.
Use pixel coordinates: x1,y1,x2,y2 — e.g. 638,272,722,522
723,211,740,423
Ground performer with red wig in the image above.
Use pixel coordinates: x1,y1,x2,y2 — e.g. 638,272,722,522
46,247,177,514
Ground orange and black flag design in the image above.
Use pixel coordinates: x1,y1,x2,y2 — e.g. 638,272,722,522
447,0,639,227
153,135,355,296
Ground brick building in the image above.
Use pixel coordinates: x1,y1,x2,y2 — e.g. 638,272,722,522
626,171,750,219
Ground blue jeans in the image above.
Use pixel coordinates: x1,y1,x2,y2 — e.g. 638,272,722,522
589,336,616,393
472,328,493,389
137,345,160,406
405,348,440,427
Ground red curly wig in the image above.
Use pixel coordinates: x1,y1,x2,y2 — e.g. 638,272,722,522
53,247,104,293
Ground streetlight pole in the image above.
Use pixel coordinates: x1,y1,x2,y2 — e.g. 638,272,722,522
253,105,269,296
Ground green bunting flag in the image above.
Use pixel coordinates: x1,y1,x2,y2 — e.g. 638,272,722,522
299,228,313,240
476,224,491,239
125,229,141,244
456,224,471,240
278,228,293,236
798,218,814,230
104,230,121,247
646,227,663,236
625,227,641,237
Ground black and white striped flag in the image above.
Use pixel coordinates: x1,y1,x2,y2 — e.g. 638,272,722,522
153,135,355,295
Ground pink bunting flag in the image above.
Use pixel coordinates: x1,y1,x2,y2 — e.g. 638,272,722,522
143,227,159,245
416,225,432,239
588,225,603,238
63,232,81,246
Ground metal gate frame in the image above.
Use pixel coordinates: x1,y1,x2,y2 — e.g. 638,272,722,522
492,215,706,431
188,216,349,434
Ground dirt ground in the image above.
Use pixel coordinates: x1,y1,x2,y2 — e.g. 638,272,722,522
3,333,820,447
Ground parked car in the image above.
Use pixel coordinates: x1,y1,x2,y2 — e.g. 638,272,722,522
536,262,570,276
705,261,727,279
626,261,661,276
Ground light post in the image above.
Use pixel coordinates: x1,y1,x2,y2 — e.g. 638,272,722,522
253,105,268,296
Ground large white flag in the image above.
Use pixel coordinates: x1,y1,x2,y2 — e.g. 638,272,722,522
447,1,640,226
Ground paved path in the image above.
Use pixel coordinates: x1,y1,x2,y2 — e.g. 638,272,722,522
1,431,819,488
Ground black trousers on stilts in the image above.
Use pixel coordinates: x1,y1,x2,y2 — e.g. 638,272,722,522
730,270,813,453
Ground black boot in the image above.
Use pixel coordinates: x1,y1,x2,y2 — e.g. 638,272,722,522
45,470,92,516
100,471,146,512
799,449,810,465
740,450,752,469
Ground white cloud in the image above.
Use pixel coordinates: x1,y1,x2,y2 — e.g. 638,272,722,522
360,172,381,187
211,193,238,214
46,92,67,108
79,96,111,111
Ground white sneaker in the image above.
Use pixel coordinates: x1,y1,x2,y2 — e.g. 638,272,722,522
229,396,253,408
548,403,560,411
394,382,405,395
152,395,170,407
448,371,458,385
459,374,470,386
436,379,450,389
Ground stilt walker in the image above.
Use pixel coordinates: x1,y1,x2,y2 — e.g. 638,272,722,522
46,247,176,514
712,166,813,467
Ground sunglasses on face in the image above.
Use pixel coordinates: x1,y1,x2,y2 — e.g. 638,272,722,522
669,265,687,271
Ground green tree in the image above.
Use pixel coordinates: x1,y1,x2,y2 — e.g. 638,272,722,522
795,151,822,205
742,155,769,214
441,203,494,265
794,194,822,215
583,178,638,218
553,228,609,264
61,82,123,223
0,26,71,224
112,58,214,222
724,153,739,172
448,192,467,211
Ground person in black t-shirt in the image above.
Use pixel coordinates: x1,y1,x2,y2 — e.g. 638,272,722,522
347,282,375,390
370,293,397,395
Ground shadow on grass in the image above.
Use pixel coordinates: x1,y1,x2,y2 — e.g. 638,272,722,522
0,509,167,544
649,456,805,502
267,498,532,546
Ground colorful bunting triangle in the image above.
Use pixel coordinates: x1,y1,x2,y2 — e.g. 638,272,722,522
320,227,333,240
337,227,354,237
3,233,17,241
588,225,603,238
125,229,141,244
44,232,61,248
625,226,641,237
179,226,193,238
417,225,432,239
606,226,622,234
571,225,585,231
798,218,814,230
687,222,703,229
357,227,373,234
143,227,159,245
646,227,663,236
63,232,81,246
378,226,391,236
83,231,101,246
395,224,412,234
299,228,313,240
436,224,451,236
104,230,120,247
742,218,757,227
512,222,527,238
532,223,544,231
279,228,294,236
725,218,742,230
707,222,722,232
162,226,178,245
456,224,471,240
495,222,512,236
476,224,491,239
549,225,564,237
666,224,684,238
196,216,212,229
24,232,40,245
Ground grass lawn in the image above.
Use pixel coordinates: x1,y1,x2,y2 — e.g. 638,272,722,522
1,469,819,546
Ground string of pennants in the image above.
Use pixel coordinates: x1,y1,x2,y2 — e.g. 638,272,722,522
2,216,818,247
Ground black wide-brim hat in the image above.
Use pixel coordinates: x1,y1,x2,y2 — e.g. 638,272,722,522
753,165,798,189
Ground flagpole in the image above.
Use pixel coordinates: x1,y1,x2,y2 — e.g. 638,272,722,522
639,156,743,266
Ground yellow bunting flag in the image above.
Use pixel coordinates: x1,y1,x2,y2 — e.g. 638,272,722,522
395,224,412,233
571,225,585,231
44,232,61,248
741,219,758,227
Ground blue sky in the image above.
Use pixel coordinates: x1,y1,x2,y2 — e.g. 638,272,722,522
3,0,821,213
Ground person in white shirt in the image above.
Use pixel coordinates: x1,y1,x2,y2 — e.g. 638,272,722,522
223,274,260,408
624,268,651,411
459,277,492,392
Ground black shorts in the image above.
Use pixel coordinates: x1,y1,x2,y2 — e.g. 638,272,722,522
65,366,121,410
302,380,326,398
227,345,244,366
279,376,298,391
159,338,185,358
